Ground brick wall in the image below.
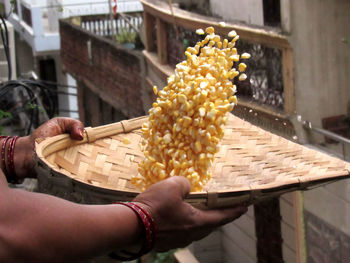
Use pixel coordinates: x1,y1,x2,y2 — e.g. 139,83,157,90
60,19,146,122
305,211,350,263
304,180,350,263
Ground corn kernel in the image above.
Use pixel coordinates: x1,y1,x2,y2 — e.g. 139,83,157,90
228,30,237,38
196,28,205,35
153,86,158,95
218,21,226,27
232,35,240,42
195,141,202,152
134,26,250,191
123,138,131,144
239,73,247,81
241,52,251,59
239,63,247,72
205,26,215,34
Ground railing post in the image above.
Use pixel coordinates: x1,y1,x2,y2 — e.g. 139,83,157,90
282,47,295,115
31,6,44,36
156,17,168,65
16,0,22,20
143,12,155,52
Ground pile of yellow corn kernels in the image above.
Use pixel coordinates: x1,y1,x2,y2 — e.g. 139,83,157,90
132,26,250,191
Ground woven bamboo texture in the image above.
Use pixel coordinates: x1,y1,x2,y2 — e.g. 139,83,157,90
35,113,350,208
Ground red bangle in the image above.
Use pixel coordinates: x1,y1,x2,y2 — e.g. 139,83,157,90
1,136,10,176
7,136,19,183
110,202,156,261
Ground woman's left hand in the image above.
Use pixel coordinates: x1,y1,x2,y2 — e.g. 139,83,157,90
15,117,84,180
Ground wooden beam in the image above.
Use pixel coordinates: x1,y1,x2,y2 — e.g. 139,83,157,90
156,17,168,65
76,81,85,124
143,50,174,80
293,191,307,263
282,47,296,115
143,11,156,52
140,0,290,49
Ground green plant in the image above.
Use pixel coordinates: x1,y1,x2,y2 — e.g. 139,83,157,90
27,102,44,113
57,5,64,13
115,28,137,44
343,38,350,46
0,109,12,134
145,250,176,263
0,109,11,119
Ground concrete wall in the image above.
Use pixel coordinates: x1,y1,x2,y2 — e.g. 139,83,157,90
221,206,257,263
210,0,264,26
0,20,16,81
191,230,222,263
286,1,350,261
15,32,36,77
289,0,350,128
280,192,297,263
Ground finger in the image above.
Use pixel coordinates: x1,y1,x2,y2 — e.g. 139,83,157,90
56,118,84,140
165,176,191,200
196,205,248,227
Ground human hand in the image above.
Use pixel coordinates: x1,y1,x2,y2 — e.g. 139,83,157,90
15,117,84,179
133,176,247,252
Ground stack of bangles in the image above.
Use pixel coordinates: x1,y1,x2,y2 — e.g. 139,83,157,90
0,135,20,184
110,202,156,261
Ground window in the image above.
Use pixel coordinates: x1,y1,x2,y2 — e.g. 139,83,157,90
263,0,281,27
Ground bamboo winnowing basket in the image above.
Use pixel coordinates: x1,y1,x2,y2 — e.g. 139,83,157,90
35,114,350,208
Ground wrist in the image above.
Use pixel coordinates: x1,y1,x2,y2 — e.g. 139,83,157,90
1,136,21,183
14,136,36,180
110,202,156,261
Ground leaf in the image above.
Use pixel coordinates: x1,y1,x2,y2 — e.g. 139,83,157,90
0,109,12,119
342,38,350,46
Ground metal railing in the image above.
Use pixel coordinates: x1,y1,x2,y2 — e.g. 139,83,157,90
81,13,143,37
303,120,350,160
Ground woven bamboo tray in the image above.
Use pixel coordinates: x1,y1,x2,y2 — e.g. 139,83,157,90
35,113,350,208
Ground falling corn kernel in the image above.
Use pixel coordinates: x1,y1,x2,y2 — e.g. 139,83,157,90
218,21,226,27
196,28,205,35
133,26,250,192
153,86,158,95
239,73,247,81
241,52,251,59
228,30,237,38
238,63,247,72
205,26,214,34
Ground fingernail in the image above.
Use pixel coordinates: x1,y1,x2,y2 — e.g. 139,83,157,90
78,128,84,139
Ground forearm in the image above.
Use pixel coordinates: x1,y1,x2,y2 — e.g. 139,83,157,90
0,184,143,262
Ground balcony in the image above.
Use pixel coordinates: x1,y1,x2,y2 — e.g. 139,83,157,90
4,0,143,54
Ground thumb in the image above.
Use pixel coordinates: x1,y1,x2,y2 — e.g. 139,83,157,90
56,118,84,140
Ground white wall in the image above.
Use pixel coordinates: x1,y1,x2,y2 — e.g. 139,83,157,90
221,206,257,263
210,0,264,26
289,0,350,128
57,0,143,18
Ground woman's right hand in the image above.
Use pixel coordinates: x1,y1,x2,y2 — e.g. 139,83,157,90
133,176,247,251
